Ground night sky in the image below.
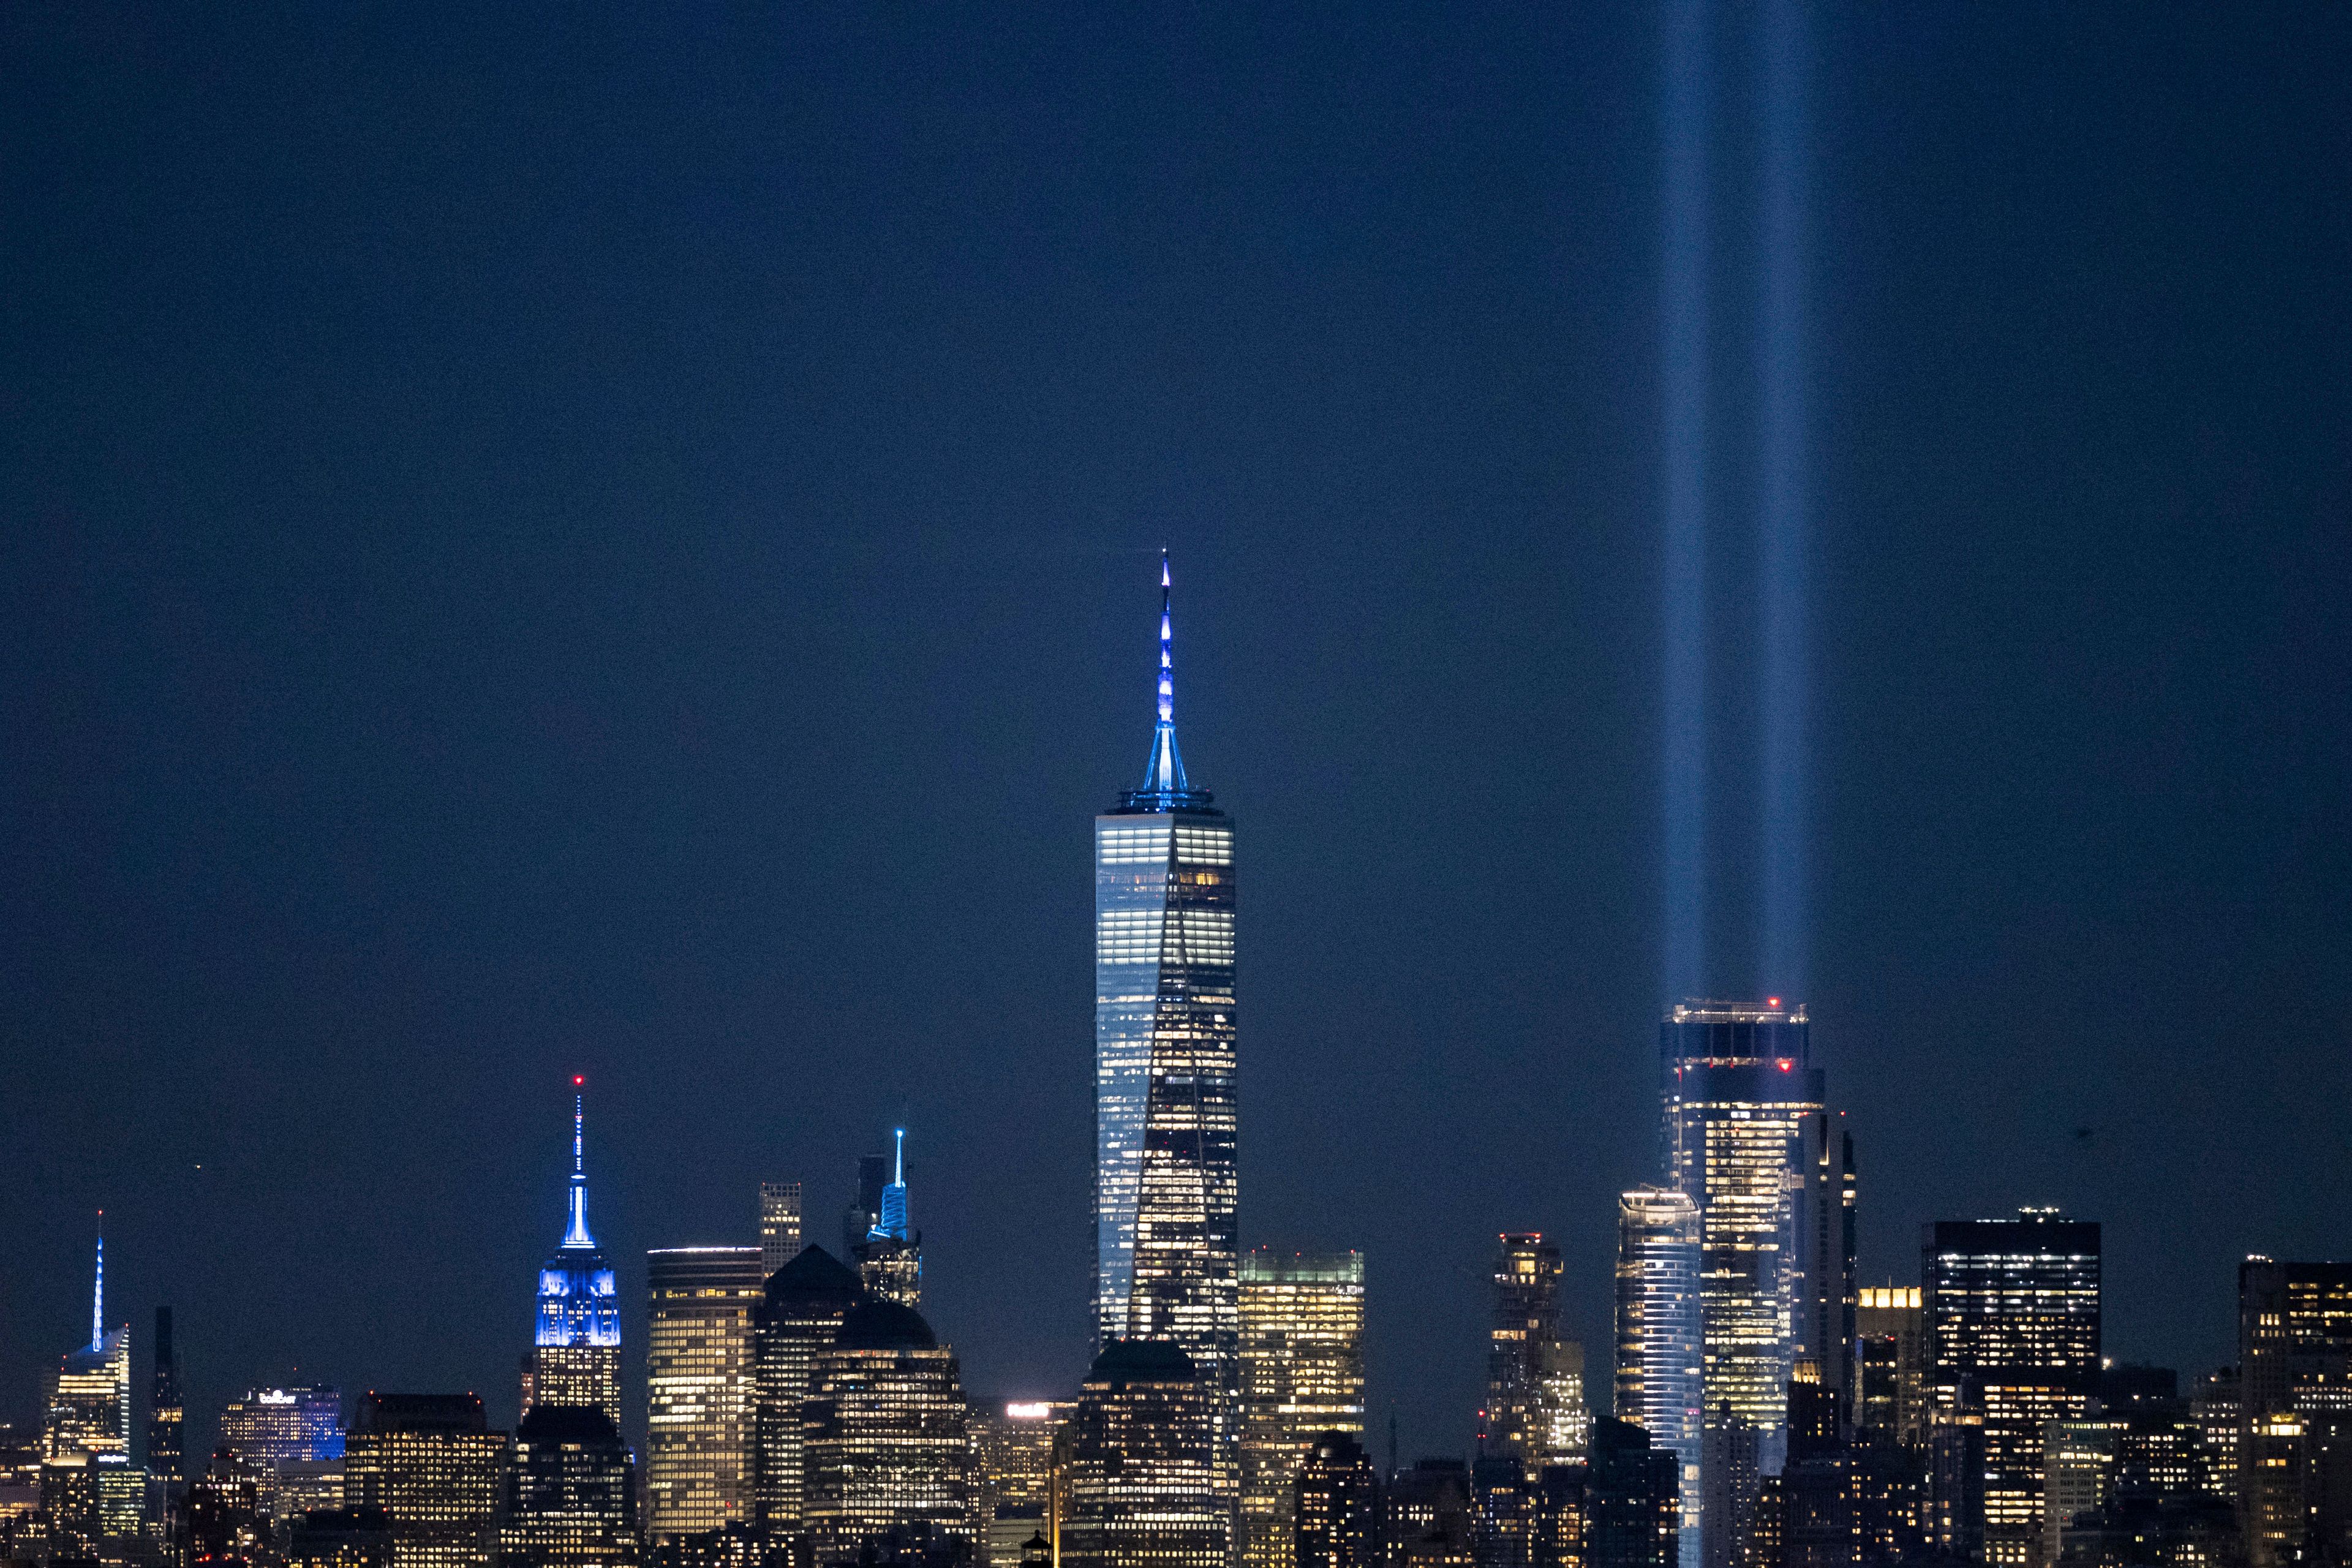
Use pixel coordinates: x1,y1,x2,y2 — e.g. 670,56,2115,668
5,6,2350,1464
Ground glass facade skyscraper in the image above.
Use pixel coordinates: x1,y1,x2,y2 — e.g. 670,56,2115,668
646,1246,765,1540
533,1085,621,1425
1616,1188,1702,1568
344,1394,506,1568
1238,1250,1367,1568
1093,557,1238,1436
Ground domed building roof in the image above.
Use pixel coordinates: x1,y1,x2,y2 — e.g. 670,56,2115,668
836,1296,938,1352
1085,1337,1197,1386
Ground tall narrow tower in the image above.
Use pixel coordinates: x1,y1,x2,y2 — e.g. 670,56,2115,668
530,1079,621,1423
853,1129,922,1308
1093,553,1239,1444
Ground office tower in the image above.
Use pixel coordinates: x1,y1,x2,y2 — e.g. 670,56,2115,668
842,1157,889,1256
751,1245,863,1537
1294,1432,1379,1568
2239,1259,2352,1568
344,1394,506,1568
851,1132,922,1309
1921,1210,2101,1568
1093,557,1240,1445
500,1405,638,1568
1853,1289,1921,1452
2042,1418,2122,1565
1062,1340,1227,1568
1792,1121,1856,1412
285,1506,395,1568
533,1085,623,1426
2189,1368,2239,1501
1484,1236,1564,1469
1240,1251,1367,1568
1617,1188,1702,1568
48,1233,130,1464
1588,1420,1681,1568
1924,1408,1985,1561
1385,1460,1472,1568
219,1386,344,1517
758,1184,803,1281
187,1450,268,1568
1659,1001,1825,1495
969,1401,1071,1568
803,1298,971,1564
1697,1410,1755,1568
149,1308,184,1489
646,1247,764,1540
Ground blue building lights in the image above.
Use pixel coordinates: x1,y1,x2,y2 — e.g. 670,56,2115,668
536,1082,620,1351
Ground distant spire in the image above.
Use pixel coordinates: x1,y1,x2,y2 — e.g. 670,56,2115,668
1138,550,1191,797
92,1214,104,1352
563,1079,595,1250
876,1129,910,1241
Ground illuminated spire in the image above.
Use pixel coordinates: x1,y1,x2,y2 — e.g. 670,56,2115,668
876,1128,910,1241
563,1078,595,1250
91,1215,104,1352
1138,551,1191,797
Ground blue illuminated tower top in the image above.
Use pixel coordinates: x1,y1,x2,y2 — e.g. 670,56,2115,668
92,1218,104,1352
536,1079,619,1350
1116,551,1218,816
872,1128,910,1242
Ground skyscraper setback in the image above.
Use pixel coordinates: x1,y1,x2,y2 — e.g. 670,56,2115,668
1093,556,1239,1441
532,1084,620,1425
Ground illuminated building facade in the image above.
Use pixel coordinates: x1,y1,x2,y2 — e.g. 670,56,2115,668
1293,1432,1379,1568
1660,1000,1825,1488
284,1505,395,1568
803,1298,971,1564
646,1247,765,1540
1063,1340,1227,1568
751,1245,862,1537
1239,1250,1366,1568
1093,557,1240,1465
219,1385,344,1517
48,1235,130,1466
851,1131,922,1309
1386,1460,1472,1568
533,1087,622,1426
758,1184,803,1281
2190,1368,2239,1502
2237,1257,2352,1568
1616,1188,1702,1568
1922,1210,2102,1568
500,1404,638,1568
149,1307,184,1489
1588,1420,1683,1568
1854,1287,1922,1450
343,1395,505,1568
1486,1236,1589,1473
968,1401,1069,1568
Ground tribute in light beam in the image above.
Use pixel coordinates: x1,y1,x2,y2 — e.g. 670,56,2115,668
1758,0,1809,1000
1660,0,1711,1006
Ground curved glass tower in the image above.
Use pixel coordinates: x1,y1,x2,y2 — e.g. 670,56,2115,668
1093,554,1238,1412
532,1081,620,1423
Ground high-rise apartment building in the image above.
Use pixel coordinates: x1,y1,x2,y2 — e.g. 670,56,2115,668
344,1394,506,1568
1293,1431,1379,1568
851,1132,922,1309
1660,1000,1825,1490
646,1247,764,1540
1854,1287,1922,1451
1093,558,1240,1456
758,1185,803,1281
803,1298,971,1564
533,1086,622,1426
2237,1257,2352,1568
1616,1188,1702,1568
751,1245,863,1538
1485,1236,1565,1471
1238,1251,1366,1568
1063,1340,1227,1568
1921,1210,2101,1568
500,1405,636,1568
149,1308,184,1489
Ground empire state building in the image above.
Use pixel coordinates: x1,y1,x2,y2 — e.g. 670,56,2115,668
1094,555,1239,1409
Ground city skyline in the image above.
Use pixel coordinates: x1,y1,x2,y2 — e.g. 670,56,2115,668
6,2,2351,1521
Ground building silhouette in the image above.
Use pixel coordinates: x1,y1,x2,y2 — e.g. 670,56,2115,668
1063,1339,1227,1568
1093,554,1240,1495
343,1394,505,1568
500,1404,638,1568
751,1245,863,1539
1588,1420,1681,1568
1240,1251,1366,1568
149,1306,184,1491
532,1085,622,1425
758,1183,804,1282
1853,1288,1922,1453
645,1247,764,1540
2237,1257,2352,1568
802,1297,971,1566
1293,1431,1379,1568
1385,1458,1472,1568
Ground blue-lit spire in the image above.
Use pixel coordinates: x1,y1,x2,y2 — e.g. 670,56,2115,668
875,1128,910,1241
91,1215,104,1352
1139,551,1190,797
562,1079,595,1250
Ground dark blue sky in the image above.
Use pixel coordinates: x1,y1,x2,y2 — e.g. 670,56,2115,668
4,6,2349,1461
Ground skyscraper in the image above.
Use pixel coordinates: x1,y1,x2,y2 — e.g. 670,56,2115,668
1659,1000,1824,1499
1792,1119,1856,1411
1587,1420,1683,1568
1063,1340,1228,1568
1093,557,1240,1441
751,1245,864,1539
968,1400,1071,1568
758,1184,804,1281
802,1298,971,1564
1293,1432,1380,1568
1921,1210,2101,1568
1238,1251,1366,1568
149,1308,184,1489
842,1158,889,1257
1616,1188,1702,1568
851,1131,922,1309
533,1084,622,1425
47,1232,129,1466
2237,1257,2352,1568
219,1386,344,1517
343,1395,506,1568
500,1405,638,1568
645,1247,765,1540
1485,1235,1562,1469
1853,1287,1922,1452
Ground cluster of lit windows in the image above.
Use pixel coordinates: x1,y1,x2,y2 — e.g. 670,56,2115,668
646,1251,764,1539
1237,1254,1366,1568
804,1343,971,1562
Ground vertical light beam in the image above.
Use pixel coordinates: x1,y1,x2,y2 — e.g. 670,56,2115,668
1758,0,1808,999
1662,0,1710,1002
